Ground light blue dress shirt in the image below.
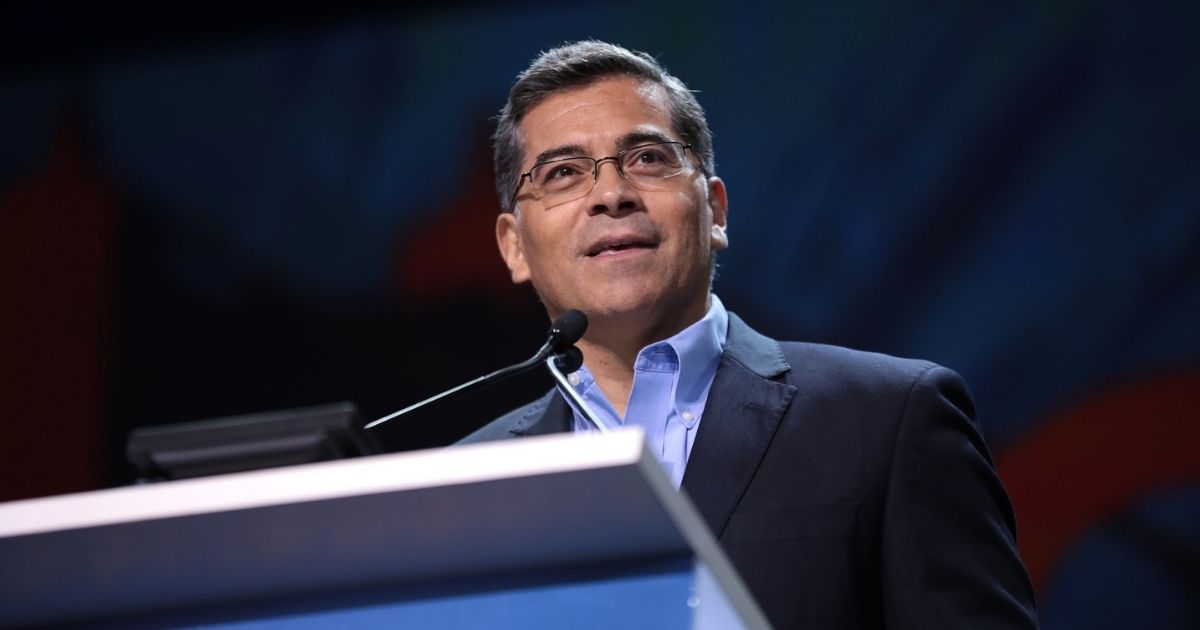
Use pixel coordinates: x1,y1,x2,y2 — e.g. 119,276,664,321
560,294,730,488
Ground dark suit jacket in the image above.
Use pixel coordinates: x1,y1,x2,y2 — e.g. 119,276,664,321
460,314,1038,629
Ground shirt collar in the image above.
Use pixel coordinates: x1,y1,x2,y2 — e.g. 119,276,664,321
563,294,730,411
656,293,729,405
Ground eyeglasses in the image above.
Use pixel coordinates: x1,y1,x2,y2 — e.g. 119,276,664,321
511,141,696,209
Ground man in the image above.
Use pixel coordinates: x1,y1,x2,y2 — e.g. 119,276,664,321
462,40,1038,629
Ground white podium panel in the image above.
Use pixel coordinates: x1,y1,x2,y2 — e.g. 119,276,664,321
0,430,768,629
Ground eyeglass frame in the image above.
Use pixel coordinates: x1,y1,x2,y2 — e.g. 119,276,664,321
509,141,699,209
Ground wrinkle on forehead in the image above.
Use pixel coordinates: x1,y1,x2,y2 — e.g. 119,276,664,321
518,77,673,167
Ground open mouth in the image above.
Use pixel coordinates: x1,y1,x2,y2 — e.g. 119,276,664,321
585,243,652,258
585,236,658,257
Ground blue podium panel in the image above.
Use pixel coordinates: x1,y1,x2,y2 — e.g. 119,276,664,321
100,559,698,629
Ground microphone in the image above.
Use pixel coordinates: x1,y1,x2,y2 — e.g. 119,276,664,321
553,345,584,373
544,307,585,352
365,310,588,430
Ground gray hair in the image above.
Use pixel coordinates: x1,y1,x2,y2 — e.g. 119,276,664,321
492,40,716,214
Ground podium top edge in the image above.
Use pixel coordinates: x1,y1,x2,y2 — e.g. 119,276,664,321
0,429,647,538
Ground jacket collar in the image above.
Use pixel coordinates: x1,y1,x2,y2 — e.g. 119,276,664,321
720,312,790,380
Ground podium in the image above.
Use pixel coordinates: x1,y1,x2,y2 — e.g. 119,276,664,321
0,429,769,628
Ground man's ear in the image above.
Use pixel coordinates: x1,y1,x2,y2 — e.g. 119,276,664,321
496,212,531,284
707,176,729,251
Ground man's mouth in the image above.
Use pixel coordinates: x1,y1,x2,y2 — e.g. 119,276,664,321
585,238,657,257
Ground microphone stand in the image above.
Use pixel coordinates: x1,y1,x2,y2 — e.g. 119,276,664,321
365,309,590,431
364,354,543,429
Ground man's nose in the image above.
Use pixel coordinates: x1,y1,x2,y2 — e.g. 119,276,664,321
588,158,639,215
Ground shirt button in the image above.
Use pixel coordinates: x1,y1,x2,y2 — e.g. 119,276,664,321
568,373,581,386
680,410,694,422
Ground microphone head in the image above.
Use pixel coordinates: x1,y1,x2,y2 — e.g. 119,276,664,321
552,346,584,373
547,309,588,350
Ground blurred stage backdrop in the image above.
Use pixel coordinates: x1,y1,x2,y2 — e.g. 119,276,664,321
1,1,1197,627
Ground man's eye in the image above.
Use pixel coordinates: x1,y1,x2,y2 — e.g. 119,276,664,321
625,147,676,173
635,150,666,164
536,162,587,187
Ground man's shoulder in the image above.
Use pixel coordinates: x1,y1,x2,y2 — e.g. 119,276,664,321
764,337,971,414
724,311,968,409
457,389,557,445
778,339,940,378
727,313,946,387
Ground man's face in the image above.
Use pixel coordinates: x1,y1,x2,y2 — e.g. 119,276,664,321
496,76,728,336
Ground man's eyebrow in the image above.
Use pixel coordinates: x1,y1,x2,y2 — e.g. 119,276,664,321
617,130,675,150
532,144,587,166
529,131,675,167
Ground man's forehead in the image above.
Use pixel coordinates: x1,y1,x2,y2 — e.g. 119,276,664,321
516,77,673,158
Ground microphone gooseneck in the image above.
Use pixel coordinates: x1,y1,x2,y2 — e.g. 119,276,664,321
365,310,590,430
541,310,605,432
544,351,607,433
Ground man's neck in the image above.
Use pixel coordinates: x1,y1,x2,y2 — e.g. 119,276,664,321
574,339,637,418
572,294,711,418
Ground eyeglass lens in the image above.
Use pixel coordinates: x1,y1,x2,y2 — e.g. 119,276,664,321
527,142,690,204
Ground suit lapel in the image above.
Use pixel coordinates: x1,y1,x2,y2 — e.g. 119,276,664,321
502,313,795,540
681,314,796,538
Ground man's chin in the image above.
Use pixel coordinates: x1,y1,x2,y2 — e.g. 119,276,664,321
575,288,702,331
576,286,664,317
